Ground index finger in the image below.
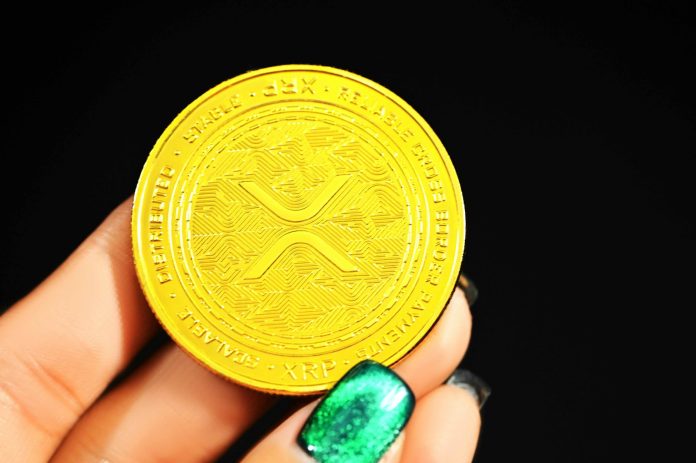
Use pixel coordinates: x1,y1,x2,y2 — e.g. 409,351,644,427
0,197,159,462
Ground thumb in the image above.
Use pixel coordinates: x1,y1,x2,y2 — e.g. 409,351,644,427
241,360,413,463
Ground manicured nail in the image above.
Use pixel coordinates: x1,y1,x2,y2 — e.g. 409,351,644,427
297,359,415,463
457,272,479,307
446,368,491,409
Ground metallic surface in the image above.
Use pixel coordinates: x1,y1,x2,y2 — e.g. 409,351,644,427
132,65,465,395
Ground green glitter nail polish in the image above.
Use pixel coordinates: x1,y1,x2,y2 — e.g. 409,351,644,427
297,359,415,463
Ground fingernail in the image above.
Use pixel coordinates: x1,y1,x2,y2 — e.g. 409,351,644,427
456,272,479,307
446,368,491,409
297,359,415,463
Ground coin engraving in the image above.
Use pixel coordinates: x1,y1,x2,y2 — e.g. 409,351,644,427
132,65,465,394
238,174,357,278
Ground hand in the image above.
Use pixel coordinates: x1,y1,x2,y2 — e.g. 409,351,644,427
0,198,480,462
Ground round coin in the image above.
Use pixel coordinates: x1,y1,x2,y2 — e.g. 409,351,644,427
132,65,465,395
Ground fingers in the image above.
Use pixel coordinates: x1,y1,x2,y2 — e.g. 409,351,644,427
0,198,159,462
393,286,471,398
239,287,473,463
240,367,480,463
400,384,481,463
50,344,276,462
243,361,414,463
51,285,470,462
0,188,470,463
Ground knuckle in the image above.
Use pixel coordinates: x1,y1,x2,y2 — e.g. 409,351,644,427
0,344,82,440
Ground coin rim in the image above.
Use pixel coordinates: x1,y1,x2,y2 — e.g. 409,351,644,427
131,64,466,395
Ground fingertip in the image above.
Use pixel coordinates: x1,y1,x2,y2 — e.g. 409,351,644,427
83,196,135,263
393,285,472,398
452,285,472,320
441,383,482,422
401,385,481,463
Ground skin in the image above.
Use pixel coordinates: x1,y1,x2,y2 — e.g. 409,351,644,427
0,198,480,462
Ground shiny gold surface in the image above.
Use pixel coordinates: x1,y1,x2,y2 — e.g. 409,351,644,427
132,65,465,395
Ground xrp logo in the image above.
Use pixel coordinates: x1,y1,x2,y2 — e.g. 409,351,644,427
238,173,359,279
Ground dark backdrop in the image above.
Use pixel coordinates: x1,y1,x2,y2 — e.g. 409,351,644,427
1,2,693,461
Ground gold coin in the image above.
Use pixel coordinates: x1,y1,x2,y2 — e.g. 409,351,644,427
132,65,465,395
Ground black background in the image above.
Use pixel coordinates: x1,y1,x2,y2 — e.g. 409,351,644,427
1,1,693,461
